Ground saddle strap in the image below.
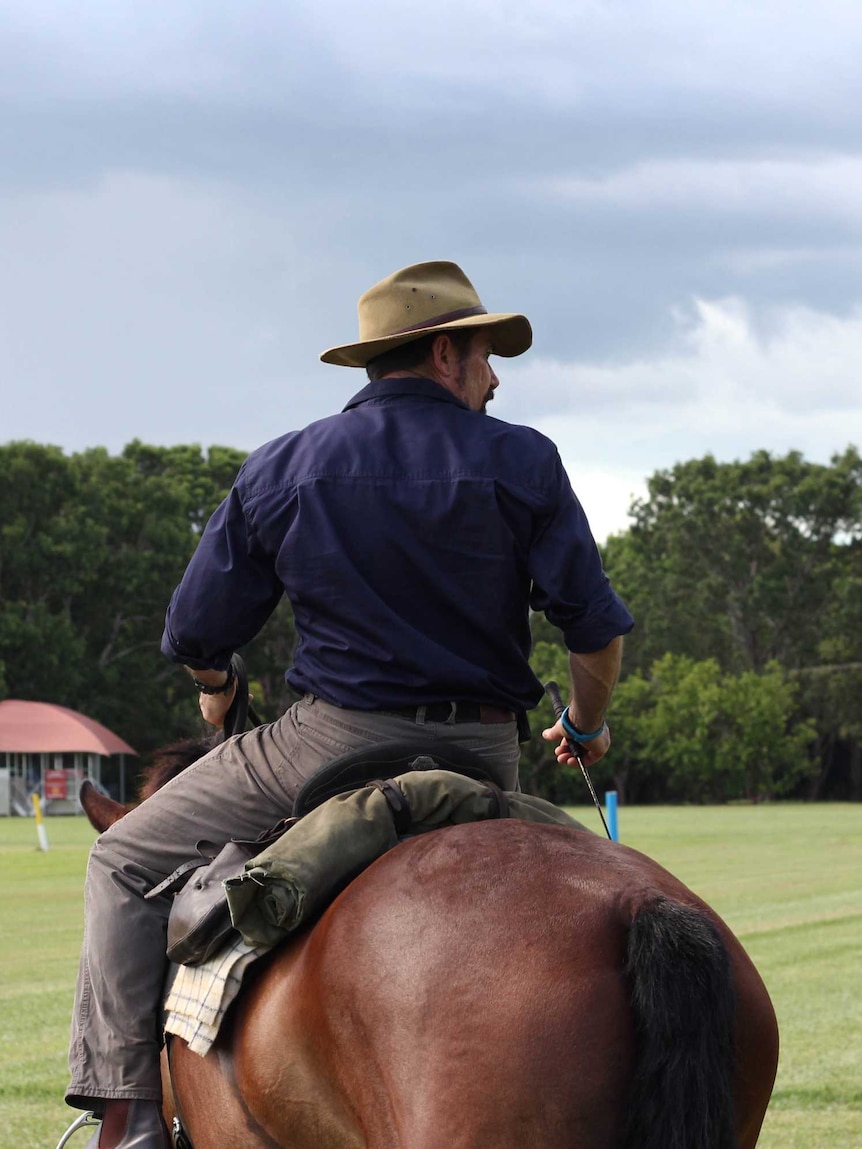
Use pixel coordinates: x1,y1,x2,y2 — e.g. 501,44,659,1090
146,818,297,902
369,778,413,836
367,775,510,837
147,857,211,900
482,779,510,820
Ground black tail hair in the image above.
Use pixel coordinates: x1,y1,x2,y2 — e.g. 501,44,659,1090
623,897,738,1149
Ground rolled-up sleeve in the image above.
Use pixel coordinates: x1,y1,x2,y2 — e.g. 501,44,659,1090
161,482,284,670
528,452,634,652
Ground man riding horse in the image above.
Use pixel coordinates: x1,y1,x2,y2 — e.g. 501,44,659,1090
66,260,634,1149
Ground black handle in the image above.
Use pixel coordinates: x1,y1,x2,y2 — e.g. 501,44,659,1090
544,678,584,751
544,680,566,721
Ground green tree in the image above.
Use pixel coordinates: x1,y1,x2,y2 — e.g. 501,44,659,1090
717,663,816,799
603,447,862,797
793,555,862,797
0,441,300,757
600,671,658,804
635,654,815,802
604,447,862,675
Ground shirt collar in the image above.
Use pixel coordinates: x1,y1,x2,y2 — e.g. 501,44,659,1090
343,376,470,413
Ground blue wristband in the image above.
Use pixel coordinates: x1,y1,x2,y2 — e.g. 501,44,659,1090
560,710,606,744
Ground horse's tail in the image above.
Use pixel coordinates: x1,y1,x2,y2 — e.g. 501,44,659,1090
623,896,738,1149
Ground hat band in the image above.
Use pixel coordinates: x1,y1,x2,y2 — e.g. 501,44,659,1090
392,304,488,336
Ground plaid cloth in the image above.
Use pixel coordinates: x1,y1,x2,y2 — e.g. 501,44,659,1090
163,934,270,1055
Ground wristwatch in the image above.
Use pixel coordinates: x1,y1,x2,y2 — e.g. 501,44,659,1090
191,662,235,695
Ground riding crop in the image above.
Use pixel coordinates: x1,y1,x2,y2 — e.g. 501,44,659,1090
544,680,612,840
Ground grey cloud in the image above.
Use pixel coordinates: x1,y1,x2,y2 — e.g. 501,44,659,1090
2,0,862,483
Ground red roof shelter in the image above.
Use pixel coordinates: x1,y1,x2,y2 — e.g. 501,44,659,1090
0,700,137,816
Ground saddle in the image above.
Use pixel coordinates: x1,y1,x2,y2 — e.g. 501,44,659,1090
149,740,512,966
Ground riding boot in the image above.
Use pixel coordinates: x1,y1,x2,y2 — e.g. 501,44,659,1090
83,1100,170,1149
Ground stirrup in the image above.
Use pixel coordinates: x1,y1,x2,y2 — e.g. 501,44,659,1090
56,1111,100,1149
172,1116,193,1149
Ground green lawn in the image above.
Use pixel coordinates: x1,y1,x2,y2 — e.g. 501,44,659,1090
1,804,860,1148
0,817,92,1149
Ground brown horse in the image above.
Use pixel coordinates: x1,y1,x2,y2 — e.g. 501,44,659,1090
80,748,779,1149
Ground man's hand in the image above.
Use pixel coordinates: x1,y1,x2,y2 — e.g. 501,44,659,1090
541,637,622,769
541,718,611,768
198,682,238,729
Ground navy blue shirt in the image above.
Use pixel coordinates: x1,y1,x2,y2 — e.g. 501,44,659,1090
161,377,633,712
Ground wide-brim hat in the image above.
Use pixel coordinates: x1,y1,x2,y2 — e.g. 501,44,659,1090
320,260,532,368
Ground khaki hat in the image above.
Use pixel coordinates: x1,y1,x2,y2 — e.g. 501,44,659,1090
320,260,532,367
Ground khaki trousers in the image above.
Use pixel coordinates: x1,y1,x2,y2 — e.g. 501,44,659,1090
66,695,520,1109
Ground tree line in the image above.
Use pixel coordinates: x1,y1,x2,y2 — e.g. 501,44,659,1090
1,441,860,803
522,447,862,803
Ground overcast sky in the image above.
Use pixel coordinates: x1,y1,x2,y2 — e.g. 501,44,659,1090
2,0,861,540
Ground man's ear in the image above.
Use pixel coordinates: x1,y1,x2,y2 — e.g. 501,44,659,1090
430,334,460,381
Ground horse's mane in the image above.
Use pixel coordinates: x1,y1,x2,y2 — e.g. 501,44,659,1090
138,737,214,801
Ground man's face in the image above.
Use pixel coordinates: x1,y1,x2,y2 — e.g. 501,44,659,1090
454,330,500,413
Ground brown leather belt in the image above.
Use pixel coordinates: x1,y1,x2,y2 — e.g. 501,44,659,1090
382,701,515,725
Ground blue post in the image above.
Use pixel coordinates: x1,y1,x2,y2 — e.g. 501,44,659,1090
604,790,619,842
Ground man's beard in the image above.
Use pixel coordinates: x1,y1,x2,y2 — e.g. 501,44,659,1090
454,355,494,413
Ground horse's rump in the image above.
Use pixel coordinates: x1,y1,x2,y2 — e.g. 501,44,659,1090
167,819,777,1149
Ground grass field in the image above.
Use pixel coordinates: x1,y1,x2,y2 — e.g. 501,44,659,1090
1,803,860,1148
